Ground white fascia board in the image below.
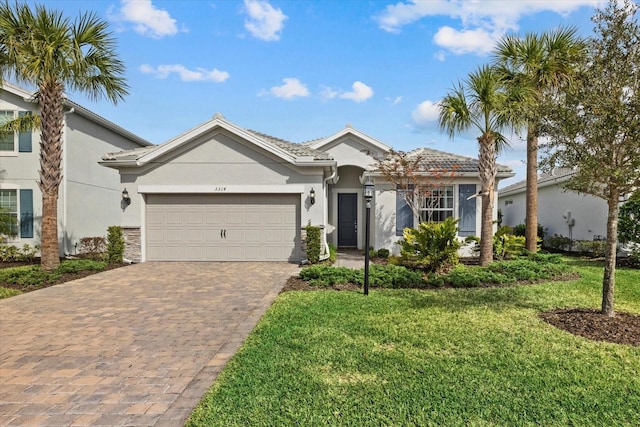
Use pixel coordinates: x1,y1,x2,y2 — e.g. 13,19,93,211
294,159,336,167
1,83,152,148
309,127,391,153
136,116,298,166
138,184,306,194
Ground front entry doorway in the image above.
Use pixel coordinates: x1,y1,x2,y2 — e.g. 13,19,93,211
338,193,358,247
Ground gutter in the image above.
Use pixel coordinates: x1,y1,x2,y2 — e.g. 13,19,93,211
319,165,338,261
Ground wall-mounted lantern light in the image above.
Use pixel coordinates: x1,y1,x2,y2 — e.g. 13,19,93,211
310,188,316,205
122,188,131,206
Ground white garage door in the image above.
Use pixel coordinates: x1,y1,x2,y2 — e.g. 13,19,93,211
146,194,300,261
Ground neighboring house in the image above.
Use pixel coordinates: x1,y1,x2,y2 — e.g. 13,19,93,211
0,83,152,254
498,168,608,241
100,114,514,263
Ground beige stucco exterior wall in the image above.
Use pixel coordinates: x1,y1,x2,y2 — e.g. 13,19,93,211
1,88,147,254
117,129,327,259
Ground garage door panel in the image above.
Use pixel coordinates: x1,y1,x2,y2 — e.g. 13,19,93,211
146,194,300,261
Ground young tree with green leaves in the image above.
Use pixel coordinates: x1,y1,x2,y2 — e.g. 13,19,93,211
540,0,640,316
494,27,586,253
0,2,128,270
439,65,524,266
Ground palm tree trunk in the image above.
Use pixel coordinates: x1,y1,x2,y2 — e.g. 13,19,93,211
525,128,538,252
478,136,497,266
601,189,620,317
38,80,64,271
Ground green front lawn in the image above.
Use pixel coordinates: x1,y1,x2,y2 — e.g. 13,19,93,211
188,260,640,426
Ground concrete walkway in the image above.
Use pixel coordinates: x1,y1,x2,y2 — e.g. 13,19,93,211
333,249,366,269
0,262,298,426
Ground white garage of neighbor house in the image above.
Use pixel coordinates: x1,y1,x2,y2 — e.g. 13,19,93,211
100,114,514,263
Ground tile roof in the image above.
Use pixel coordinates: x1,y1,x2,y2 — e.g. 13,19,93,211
245,130,333,160
367,147,513,174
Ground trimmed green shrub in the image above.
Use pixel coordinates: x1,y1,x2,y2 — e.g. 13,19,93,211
299,264,424,288
493,226,526,260
575,240,607,257
106,226,125,264
398,217,460,272
513,223,545,239
56,259,107,274
305,224,322,264
425,256,571,288
328,243,337,264
543,234,573,252
376,248,390,259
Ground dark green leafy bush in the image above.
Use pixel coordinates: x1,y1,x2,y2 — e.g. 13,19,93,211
574,240,607,257
305,224,322,264
543,234,573,252
106,226,125,264
398,217,460,272
0,259,109,289
376,248,390,259
299,264,424,288
512,223,545,239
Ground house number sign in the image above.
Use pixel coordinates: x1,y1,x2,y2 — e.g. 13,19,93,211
213,186,227,192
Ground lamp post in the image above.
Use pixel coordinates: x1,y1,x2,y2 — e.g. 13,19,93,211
363,177,374,296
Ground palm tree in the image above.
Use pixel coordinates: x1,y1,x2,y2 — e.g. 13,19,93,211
439,65,524,266
493,28,586,252
0,2,128,270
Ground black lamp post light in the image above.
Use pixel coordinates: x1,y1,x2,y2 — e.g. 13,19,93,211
309,187,316,205
363,177,374,296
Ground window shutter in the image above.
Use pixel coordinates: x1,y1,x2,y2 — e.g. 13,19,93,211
18,111,32,152
19,189,33,238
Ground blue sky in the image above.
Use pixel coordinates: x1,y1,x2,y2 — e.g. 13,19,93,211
31,0,607,186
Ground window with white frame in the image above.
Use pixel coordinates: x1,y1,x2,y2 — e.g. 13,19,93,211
0,189,18,236
420,186,454,223
0,110,17,153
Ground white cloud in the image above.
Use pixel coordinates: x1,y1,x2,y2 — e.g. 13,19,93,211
434,51,446,62
320,85,339,100
434,26,498,55
243,0,288,41
411,100,441,126
386,96,403,105
339,81,374,103
140,64,230,82
265,78,309,99
116,0,179,39
375,0,605,55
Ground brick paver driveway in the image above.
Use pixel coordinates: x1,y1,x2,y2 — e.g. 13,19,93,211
0,262,298,426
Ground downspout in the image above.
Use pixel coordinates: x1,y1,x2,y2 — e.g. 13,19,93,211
62,108,75,256
319,165,338,261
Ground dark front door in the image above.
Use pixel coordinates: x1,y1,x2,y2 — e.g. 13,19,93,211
338,193,358,247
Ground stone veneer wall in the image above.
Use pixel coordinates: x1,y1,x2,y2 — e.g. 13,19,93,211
122,227,141,263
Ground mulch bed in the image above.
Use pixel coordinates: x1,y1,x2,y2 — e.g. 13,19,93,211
540,308,640,347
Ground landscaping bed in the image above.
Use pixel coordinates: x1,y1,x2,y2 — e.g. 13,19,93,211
0,259,128,295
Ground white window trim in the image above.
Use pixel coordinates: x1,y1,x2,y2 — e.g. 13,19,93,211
0,110,19,156
419,185,454,223
0,183,19,240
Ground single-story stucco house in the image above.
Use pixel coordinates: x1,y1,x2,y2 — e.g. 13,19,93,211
0,83,152,254
101,114,515,263
498,168,608,241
